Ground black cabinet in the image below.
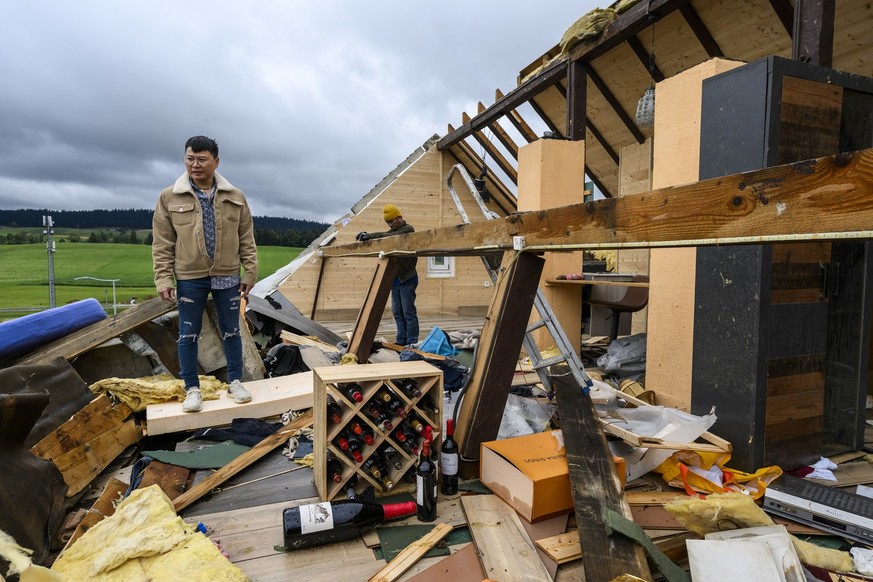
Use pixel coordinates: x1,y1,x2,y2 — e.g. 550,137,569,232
691,56,873,471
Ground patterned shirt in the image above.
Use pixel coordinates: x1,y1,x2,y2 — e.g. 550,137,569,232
192,179,241,291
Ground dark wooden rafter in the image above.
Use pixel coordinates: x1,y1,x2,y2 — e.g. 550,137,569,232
497,89,538,143
447,149,514,216
553,82,620,165
322,148,873,257
627,35,665,82
438,59,567,149
680,2,723,57
769,0,795,35
585,165,614,199
792,0,835,67
587,65,646,144
461,112,518,184
446,128,516,214
348,258,398,363
527,95,563,136
477,102,519,159
566,60,587,141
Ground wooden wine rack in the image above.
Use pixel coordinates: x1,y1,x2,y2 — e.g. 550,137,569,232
313,361,444,501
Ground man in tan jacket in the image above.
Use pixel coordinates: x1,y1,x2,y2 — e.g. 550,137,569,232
152,135,258,412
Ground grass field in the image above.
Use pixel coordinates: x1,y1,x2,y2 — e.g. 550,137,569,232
0,243,301,320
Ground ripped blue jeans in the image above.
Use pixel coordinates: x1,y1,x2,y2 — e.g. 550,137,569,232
176,277,242,390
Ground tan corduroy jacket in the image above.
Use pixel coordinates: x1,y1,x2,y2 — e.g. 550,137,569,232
152,172,258,292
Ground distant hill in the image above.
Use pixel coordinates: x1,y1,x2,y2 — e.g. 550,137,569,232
0,208,329,233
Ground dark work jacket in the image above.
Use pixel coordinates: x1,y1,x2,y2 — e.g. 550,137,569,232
366,222,418,283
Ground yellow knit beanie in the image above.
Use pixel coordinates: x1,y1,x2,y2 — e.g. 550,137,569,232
383,204,402,222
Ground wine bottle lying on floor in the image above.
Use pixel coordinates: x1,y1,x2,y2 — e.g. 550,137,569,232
282,499,416,551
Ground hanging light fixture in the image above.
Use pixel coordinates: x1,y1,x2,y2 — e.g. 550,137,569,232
635,15,657,130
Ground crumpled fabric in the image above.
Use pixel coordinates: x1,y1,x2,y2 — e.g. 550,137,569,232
806,457,838,481
89,374,225,412
851,547,873,575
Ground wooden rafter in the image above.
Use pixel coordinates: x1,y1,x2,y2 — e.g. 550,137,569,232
478,102,519,159
588,65,646,144
769,0,795,35
627,35,665,82
585,165,614,199
680,2,723,57
446,148,514,217
446,128,516,214
497,89,538,143
553,82,621,166
322,148,873,257
462,112,518,183
528,96,562,136
438,59,566,149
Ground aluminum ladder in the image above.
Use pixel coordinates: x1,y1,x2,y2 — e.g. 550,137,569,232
446,164,593,395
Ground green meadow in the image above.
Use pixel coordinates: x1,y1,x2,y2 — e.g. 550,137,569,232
0,243,301,320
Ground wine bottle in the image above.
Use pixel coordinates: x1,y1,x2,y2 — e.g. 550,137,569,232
417,393,440,416
416,431,437,522
381,445,403,470
385,395,407,419
407,414,426,434
326,456,344,484
326,396,344,425
440,419,459,495
344,435,364,463
344,474,358,499
374,386,393,403
365,401,393,431
283,499,416,551
339,382,363,403
348,418,365,436
362,457,382,479
360,426,376,446
397,378,421,399
333,430,351,451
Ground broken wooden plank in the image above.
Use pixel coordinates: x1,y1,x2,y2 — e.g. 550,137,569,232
53,419,144,496
173,409,314,512
553,373,652,580
380,341,446,361
322,148,873,257
455,252,544,459
348,258,398,363
279,330,341,353
145,371,313,436
12,296,175,366
461,494,551,582
62,477,128,553
29,395,133,461
137,459,190,501
368,522,452,582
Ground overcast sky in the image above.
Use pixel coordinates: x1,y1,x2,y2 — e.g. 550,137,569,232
0,1,600,224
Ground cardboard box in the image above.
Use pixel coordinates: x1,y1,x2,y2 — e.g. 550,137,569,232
480,430,627,523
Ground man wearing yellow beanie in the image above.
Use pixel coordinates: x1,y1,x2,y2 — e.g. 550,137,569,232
356,205,419,346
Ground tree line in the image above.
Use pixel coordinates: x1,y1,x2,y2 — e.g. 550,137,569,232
0,209,329,247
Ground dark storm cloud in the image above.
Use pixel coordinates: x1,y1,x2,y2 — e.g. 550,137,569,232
0,1,596,223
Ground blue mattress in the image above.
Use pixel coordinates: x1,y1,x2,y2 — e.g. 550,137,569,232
0,298,107,360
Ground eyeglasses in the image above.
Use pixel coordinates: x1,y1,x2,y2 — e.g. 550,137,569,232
184,156,214,166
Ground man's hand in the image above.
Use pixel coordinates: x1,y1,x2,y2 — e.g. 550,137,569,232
239,283,254,299
356,232,369,242
159,287,176,301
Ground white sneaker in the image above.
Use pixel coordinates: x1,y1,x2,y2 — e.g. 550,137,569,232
182,389,202,413
228,379,252,404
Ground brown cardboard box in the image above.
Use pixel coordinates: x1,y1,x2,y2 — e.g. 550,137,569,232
480,430,626,523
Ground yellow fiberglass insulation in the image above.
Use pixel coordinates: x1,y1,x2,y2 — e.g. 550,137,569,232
665,492,855,574
89,374,225,412
560,8,617,56
51,485,247,582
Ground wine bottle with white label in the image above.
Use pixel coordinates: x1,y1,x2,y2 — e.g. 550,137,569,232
283,499,416,550
440,419,459,495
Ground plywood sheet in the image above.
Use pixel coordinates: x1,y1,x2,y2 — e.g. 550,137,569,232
145,372,314,435
461,495,551,582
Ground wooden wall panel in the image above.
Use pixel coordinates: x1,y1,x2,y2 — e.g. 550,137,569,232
647,58,744,410
279,147,503,323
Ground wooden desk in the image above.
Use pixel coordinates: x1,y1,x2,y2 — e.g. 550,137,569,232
546,279,650,288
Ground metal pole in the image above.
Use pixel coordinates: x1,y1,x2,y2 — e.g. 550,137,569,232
43,215,56,309
111,280,117,316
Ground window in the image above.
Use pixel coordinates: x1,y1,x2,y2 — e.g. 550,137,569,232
426,256,455,278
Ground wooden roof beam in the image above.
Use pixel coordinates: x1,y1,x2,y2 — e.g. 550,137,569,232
446,125,516,214
321,148,873,257
680,3,723,58
769,0,795,35
627,35,665,82
551,83,620,167
461,112,518,184
793,0,835,67
438,60,567,149
588,65,646,144
477,102,519,159
496,89,538,143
